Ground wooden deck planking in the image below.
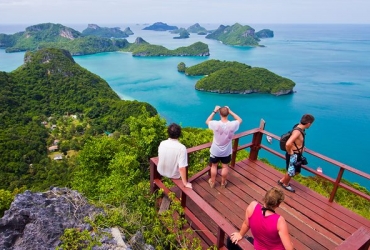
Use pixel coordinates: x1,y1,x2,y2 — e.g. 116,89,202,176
235,160,347,244
179,157,370,249
154,156,370,249
229,162,336,249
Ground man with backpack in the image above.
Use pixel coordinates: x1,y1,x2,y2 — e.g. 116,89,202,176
278,114,315,192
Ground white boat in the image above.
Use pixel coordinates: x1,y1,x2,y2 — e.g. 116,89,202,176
317,167,323,173
266,135,272,144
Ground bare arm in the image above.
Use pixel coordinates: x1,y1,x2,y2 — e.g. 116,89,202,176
230,201,256,243
277,216,294,250
227,107,242,124
206,105,220,125
179,167,192,188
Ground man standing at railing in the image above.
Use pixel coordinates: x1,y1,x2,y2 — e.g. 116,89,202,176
158,123,192,189
206,106,242,188
278,114,315,192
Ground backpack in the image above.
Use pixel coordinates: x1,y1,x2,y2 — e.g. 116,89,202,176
279,124,305,152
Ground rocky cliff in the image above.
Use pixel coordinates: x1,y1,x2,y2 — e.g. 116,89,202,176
0,187,154,250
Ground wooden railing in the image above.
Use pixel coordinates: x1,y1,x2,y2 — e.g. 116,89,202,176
150,121,370,248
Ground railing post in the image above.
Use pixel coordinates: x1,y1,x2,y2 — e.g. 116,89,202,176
180,191,187,219
329,167,345,202
216,227,225,249
150,158,161,194
249,119,265,160
230,138,239,168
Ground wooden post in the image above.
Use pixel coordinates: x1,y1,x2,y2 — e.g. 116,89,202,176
216,227,225,249
329,167,345,202
150,158,161,194
230,138,239,168
249,119,265,160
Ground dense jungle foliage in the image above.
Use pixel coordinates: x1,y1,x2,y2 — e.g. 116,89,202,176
0,48,156,191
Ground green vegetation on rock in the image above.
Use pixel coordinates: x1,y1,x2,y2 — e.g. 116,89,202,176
187,23,208,34
205,23,273,46
179,59,295,95
81,24,131,38
123,38,209,57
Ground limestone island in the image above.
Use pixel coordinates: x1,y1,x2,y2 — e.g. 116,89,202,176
177,59,295,96
81,24,133,38
205,23,274,47
142,22,178,31
187,23,209,35
0,23,209,57
170,28,190,39
121,37,209,56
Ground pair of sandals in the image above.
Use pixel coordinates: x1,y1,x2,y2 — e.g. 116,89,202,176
208,179,228,189
278,180,295,193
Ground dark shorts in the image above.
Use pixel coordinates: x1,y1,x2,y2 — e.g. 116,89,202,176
285,152,302,174
210,154,231,164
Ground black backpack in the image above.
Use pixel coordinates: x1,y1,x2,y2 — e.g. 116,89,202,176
279,124,305,151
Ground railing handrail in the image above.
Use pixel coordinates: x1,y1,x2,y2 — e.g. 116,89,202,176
167,126,370,203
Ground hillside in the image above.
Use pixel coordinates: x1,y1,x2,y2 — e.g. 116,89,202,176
0,48,156,190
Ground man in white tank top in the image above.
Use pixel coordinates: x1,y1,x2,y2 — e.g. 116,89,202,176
206,106,242,188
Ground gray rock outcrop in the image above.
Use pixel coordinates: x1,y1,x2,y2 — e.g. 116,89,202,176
0,187,154,250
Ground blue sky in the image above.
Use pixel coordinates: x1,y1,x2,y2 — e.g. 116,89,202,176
1,0,369,25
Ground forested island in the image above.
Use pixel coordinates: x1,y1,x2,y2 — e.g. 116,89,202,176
178,59,295,95
81,23,133,38
142,22,178,31
205,23,274,46
0,23,209,56
120,37,209,56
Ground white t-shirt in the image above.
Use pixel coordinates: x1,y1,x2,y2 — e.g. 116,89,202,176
208,120,240,157
157,138,187,179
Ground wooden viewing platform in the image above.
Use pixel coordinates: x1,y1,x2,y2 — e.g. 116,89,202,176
150,121,370,249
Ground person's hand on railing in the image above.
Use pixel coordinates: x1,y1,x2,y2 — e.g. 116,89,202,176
184,182,192,189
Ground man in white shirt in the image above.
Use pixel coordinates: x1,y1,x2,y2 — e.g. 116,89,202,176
206,106,242,188
157,123,192,189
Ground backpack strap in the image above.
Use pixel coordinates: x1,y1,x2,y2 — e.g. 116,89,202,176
292,127,305,153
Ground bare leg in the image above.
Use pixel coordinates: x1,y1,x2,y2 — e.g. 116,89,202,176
210,163,218,185
280,173,291,186
221,163,229,185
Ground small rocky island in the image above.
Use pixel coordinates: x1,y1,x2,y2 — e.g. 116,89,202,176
178,59,295,96
142,22,178,31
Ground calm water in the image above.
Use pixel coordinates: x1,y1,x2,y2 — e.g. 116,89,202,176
1,23,370,189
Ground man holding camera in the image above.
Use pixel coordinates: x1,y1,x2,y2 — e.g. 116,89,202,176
278,114,315,192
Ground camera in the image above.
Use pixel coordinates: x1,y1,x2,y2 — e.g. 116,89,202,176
293,156,308,167
301,156,308,165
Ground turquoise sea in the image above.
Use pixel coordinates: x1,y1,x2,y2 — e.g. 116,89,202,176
1,23,370,190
